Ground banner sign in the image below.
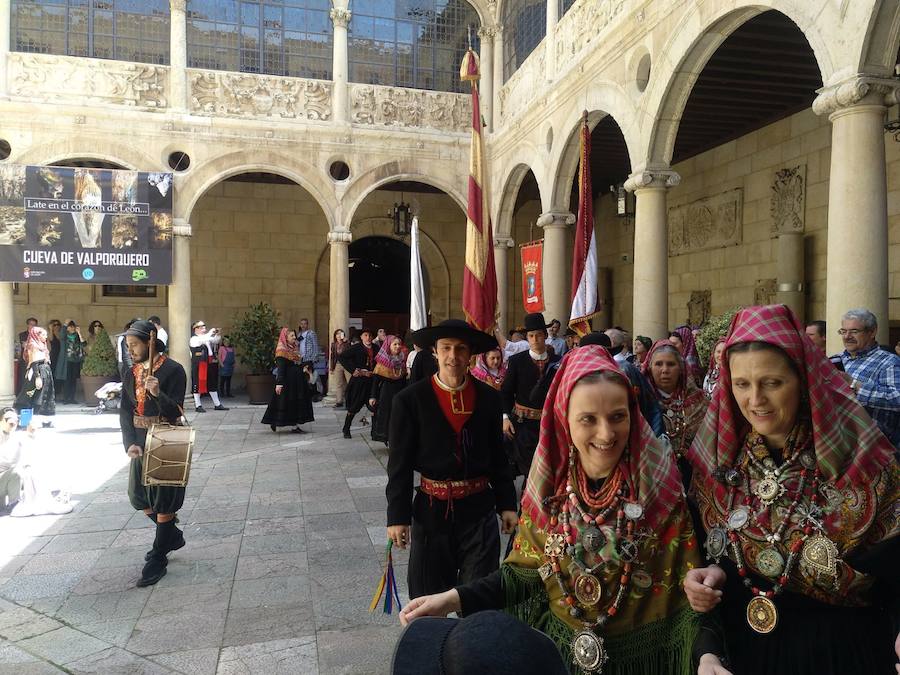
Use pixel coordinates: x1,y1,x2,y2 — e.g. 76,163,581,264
0,164,174,284
520,239,545,313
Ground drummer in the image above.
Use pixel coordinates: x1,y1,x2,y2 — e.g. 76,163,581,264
120,320,188,587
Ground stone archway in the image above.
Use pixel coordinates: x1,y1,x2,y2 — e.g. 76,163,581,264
314,217,451,338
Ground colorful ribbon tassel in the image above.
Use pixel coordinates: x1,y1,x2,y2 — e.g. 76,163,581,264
369,540,403,614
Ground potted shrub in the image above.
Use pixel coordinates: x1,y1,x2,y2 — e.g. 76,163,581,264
81,328,119,402
696,306,742,366
231,302,280,404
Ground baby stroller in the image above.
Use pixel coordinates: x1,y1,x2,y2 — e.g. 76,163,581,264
94,382,122,414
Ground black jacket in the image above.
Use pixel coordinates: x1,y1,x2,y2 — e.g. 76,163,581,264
409,350,438,383
120,357,187,451
337,342,375,374
500,350,561,416
386,377,516,527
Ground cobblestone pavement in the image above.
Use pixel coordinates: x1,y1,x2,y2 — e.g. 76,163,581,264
0,400,416,674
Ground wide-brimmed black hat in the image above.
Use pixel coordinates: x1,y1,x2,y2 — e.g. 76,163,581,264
391,611,567,675
411,319,498,354
580,331,612,348
524,312,550,333
125,320,166,354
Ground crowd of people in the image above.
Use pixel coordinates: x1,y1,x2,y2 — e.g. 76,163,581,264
383,306,898,675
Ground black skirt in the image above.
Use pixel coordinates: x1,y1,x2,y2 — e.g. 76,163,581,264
345,374,373,415
261,360,314,427
371,376,406,442
15,361,56,417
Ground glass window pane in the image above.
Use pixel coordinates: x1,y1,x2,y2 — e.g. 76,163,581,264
11,0,172,64
348,0,479,92
502,0,546,83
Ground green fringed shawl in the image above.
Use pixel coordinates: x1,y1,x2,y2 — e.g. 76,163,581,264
501,565,699,675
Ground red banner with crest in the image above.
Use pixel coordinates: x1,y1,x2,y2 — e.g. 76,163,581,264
520,240,544,313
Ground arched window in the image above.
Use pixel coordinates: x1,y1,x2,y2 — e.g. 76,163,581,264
559,0,576,17
186,0,333,79
11,0,170,65
502,0,545,82
348,0,480,93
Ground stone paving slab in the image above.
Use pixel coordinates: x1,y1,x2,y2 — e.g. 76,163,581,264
0,401,494,673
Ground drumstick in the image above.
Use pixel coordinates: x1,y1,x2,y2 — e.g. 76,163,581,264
149,328,156,366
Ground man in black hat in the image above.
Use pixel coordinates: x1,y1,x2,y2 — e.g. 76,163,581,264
338,327,377,439
120,320,188,586
386,319,517,599
500,312,561,476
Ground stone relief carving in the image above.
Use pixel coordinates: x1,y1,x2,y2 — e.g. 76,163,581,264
497,41,545,122
770,165,805,234
688,290,712,327
667,189,743,256
8,53,167,109
349,85,469,132
754,279,777,306
556,0,627,71
189,70,331,120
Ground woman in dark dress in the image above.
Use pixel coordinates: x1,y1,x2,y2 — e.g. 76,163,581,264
15,326,56,428
368,335,408,444
684,304,899,675
261,328,314,434
55,321,86,404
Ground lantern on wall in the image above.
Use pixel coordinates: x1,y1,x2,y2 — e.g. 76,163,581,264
392,200,412,236
611,184,632,218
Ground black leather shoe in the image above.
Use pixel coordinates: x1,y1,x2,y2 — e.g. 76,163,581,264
214,405,229,411
137,553,168,587
290,427,306,434
270,425,277,432
342,430,352,439
195,406,207,413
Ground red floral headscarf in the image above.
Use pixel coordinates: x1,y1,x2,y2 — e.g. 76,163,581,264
274,327,300,364
521,345,684,532
470,348,507,388
687,304,896,499
374,335,408,376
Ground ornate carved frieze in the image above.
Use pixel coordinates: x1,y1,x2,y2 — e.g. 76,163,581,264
688,290,712,328
497,41,546,122
770,165,806,234
349,84,470,132
189,70,331,121
8,53,168,109
555,0,627,72
667,189,743,256
754,278,777,306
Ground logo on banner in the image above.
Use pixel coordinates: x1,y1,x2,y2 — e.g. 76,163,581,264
520,240,545,313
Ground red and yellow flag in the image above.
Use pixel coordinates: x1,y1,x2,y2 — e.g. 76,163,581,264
569,111,599,337
460,49,497,333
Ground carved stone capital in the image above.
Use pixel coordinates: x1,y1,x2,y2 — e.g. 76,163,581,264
478,26,497,40
624,168,680,192
812,75,898,117
330,8,352,28
493,235,514,249
328,230,352,245
536,211,576,229
169,0,186,13
173,220,192,238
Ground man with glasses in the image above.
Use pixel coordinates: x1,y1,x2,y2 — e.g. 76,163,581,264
837,308,900,447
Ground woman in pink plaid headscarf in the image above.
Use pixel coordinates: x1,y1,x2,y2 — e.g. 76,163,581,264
684,304,899,675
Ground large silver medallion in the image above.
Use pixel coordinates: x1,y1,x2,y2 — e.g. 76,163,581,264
571,631,609,673
544,533,566,557
727,506,750,531
705,526,728,561
753,476,785,506
756,546,785,578
574,573,602,606
623,502,644,521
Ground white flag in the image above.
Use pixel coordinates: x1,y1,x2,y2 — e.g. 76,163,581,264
410,217,428,331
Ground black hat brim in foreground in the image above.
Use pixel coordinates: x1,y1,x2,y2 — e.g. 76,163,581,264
391,617,454,675
412,321,498,355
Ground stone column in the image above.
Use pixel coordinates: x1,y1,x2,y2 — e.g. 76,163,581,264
330,8,351,125
494,235,513,335
492,27,504,126
169,0,187,111
814,76,894,352
624,168,681,340
168,220,192,376
0,0,11,99
545,0,558,81
327,231,351,401
477,26,494,132
537,211,575,325
0,283,14,405
776,232,805,324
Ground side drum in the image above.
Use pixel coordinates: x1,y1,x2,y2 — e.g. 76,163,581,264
142,423,195,487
